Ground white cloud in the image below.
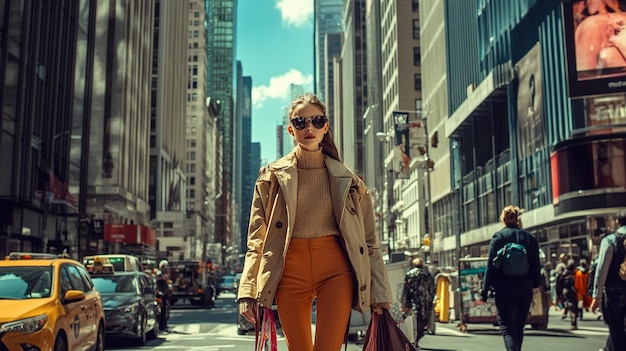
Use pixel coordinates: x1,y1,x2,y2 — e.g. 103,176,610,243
252,69,313,108
275,0,313,27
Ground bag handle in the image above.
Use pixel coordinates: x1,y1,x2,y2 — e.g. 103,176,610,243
255,305,278,351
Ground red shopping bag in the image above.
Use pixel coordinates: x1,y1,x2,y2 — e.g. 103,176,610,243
362,309,417,351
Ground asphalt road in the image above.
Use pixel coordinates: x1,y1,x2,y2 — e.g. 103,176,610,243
105,293,610,351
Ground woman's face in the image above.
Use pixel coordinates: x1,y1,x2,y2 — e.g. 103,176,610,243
288,102,328,151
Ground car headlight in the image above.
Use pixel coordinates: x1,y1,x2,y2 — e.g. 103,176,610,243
0,314,48,334
119,303,139,315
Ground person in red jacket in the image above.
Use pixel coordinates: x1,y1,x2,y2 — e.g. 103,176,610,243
574,258,591,320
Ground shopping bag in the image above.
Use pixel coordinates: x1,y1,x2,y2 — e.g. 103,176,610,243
397,312,415,341
362,309,417,351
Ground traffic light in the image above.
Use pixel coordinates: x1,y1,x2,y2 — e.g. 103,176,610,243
426,159,435,170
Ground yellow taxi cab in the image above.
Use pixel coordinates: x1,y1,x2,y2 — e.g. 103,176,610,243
0,252,106,351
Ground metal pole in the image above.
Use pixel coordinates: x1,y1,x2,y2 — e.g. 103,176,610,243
424,118,435,263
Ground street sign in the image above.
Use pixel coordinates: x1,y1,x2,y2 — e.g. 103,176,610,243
91,219,104,239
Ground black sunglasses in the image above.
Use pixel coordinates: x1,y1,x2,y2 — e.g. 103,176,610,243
290,115,327,130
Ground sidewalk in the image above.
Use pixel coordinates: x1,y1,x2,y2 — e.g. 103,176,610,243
436,305,609,335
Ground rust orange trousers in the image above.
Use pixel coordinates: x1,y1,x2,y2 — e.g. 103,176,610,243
275,236,355,351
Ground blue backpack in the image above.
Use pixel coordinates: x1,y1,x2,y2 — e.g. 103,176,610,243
492,231,530,277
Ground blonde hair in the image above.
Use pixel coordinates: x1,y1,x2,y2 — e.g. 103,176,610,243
500,205,524,226
412,257,423,268
288,93,342,162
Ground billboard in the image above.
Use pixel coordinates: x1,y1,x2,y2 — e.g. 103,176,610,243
563,1,626,97
516,43,545,159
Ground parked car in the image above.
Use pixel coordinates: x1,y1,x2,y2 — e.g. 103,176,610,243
91,269,159,345
0,252,106,351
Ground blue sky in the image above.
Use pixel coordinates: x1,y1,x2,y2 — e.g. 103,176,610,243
236,0,314,164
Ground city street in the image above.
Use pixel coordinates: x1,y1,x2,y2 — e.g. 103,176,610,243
105,292,611,351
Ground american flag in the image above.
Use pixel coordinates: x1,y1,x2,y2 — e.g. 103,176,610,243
48,169,77,207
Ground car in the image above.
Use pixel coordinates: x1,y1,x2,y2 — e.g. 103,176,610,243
90,269,159,345
218,274,236,295
0,252,106,351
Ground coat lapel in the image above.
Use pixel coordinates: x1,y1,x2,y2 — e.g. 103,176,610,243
325,157,355,226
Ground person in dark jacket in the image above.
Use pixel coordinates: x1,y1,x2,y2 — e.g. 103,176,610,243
482,205,542,351
560,260,579,329
591,211,626,351
401,257,436,349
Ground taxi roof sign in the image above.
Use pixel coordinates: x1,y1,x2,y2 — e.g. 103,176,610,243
6,252,58,260
86,255,115,275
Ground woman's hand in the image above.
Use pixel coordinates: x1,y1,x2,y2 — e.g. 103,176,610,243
371,302,391,315
239,298,257,324
590,298,601,314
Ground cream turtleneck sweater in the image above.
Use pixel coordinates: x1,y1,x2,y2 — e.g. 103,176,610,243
292,146,340,239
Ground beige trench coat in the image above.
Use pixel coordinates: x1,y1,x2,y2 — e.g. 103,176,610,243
236,151,393,312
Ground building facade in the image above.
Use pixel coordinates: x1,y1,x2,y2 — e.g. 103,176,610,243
429,0,626,267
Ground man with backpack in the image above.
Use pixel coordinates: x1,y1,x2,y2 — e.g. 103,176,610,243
591,211,626,351
482,205,542,351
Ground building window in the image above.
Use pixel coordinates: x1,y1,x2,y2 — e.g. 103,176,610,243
412,0,418,11
413,19,420,39
413,47,420,66
193,31,199,37
414,74,422,90
189,189,195,198
189,176,195,185
415,99,422,111
194,12,200,17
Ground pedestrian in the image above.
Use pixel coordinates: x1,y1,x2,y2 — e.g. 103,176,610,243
555,252,569,318
590,211,626,351
401,257,436,349
560,260,579,330
574,258,591,320
482,205,542,351
237,93,393,351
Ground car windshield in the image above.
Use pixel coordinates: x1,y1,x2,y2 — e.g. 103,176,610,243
0,266,53,299
92,274,137,293
221,275,235,285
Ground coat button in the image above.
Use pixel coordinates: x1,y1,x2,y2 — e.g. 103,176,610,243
360,285,367,292
276,222,283,228
359,247,364,254
348,207,356,215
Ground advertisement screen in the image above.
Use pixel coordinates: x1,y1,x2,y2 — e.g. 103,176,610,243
563,1,626,97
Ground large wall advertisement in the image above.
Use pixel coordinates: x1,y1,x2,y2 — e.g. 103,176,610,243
516,43,545,159
563,1,626,97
